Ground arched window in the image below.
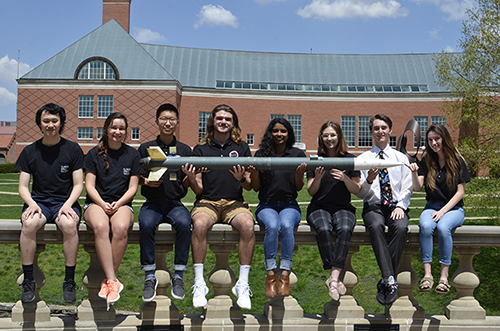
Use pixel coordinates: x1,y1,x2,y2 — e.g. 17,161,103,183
75,57,118,80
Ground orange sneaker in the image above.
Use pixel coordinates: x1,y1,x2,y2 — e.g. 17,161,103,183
106,279,123,304
98,279,108,299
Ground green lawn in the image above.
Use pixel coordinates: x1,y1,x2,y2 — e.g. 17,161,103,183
0,173,498,316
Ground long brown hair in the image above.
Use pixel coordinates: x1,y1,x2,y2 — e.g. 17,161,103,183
317,121,348,157
423,123,464,191
98,112,128,170
201,104,242,145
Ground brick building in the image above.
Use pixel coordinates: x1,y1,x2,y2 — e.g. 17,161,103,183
16,0,450,157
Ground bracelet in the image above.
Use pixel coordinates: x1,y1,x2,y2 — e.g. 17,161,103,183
239,177,246,183
366,179,373,185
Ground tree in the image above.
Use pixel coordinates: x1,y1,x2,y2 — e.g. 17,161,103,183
434,0,500,177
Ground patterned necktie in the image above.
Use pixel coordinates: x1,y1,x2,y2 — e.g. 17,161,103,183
378,150,393,207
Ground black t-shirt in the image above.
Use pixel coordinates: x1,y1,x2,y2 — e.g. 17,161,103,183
307,153,360,214
139,136,193,201
255,147,306,202
193,139,251,201
84,144,141,205
418,155,470,207
15,138,84,200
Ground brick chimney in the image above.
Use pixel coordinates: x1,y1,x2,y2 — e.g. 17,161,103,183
103,0,132,32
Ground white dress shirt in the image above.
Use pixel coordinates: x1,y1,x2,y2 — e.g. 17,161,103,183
357,146,413,210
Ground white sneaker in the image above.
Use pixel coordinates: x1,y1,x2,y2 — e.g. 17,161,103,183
192,282,209,308
232,283,252,310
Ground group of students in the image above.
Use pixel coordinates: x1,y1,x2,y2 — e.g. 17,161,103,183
16,102,469,310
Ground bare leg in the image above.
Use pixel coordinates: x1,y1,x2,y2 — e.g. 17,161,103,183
20,215,47,265
57,214,79,266
191,212,213,264
230,213,255,266
109,207,134,273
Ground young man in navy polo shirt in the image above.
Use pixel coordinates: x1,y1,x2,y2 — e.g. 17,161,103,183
190,104,255,310
16,103,84,303
138,103,195,302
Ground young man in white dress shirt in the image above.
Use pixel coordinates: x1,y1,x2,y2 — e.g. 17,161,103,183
357,114,413,305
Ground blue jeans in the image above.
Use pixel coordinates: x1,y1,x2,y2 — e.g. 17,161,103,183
256,200,301,271
419,201,464,266
139,199,192,272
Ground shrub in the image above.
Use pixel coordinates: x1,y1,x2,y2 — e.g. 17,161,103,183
0,163,19,173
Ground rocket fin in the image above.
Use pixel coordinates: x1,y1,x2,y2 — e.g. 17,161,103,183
148,167,168,182
147,146,168,160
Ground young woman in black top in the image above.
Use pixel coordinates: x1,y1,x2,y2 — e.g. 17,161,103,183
307,121,361,301
84,113,141,304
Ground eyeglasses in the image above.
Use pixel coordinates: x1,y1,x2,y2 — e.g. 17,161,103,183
322,134,337,139
158,117,178,124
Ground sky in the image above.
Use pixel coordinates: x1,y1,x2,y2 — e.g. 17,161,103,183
0,0,475,122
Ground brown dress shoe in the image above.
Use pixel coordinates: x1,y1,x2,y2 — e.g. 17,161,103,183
265,275,277,298
277,274,290,296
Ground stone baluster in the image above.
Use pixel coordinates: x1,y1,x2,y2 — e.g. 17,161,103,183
204,243,241,319
77,244,116,321
324,245,364,319
12,244,51,322
140,243,180,322
387,244,425,318
445,246,485,320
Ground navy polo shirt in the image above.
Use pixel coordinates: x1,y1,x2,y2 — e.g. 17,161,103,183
139,136,193,201
193,139,251,201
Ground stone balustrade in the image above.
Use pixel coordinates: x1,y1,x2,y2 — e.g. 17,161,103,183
1,221,500,330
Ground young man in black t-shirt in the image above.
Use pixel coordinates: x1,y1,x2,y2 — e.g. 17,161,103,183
138,103,195,302
15,103,84,303
190,104,255,310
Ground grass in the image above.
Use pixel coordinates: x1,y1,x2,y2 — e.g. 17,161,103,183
0,174,499,316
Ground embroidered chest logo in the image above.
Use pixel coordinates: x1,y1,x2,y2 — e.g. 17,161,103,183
123,168,131,176
60,165,69,174
229,150,239,157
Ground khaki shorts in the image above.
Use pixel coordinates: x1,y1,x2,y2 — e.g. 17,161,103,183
191,199,253,224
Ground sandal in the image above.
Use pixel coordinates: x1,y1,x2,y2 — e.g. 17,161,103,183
419,277,434,292
435,279,450,294
325,278,344,301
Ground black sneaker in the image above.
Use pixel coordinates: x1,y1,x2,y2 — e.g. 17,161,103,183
62,279,77,303
376,279,386,305
21,279,36,303
171,277,185,300
142,278,158,302
385,281,399,305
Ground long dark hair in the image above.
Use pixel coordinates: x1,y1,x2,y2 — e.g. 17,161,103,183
202,104,242,145
98,112,128,170
256,117,296,157
423,123,464,191
317,121,348,157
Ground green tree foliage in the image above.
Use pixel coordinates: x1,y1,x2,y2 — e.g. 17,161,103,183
434,0,500,212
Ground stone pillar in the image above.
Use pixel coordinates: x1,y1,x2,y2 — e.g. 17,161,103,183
445,246,486,320
324,245,364,319
77,244,116,321
204,243,242,319
140,244,180,323
12,244,51,322
264,269,304,319
387,245,425,319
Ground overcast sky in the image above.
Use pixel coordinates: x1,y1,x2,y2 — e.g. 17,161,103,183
0,0,474,121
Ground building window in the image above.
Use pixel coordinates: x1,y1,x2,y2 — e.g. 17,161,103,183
198,111,210,142
414,116,428,148
131,128,140,141
78,95,94,118
77,59,117,80
78,127,93,140
96,127,103,140
247,134,254,146
341,116,355,147
358,116,372,148
432,116,446,126
390,136,397,148
270,114,285,120
288,115,302,143
97,96,113,118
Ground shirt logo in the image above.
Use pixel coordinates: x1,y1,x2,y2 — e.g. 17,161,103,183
229,150,239,157
60,165,69,174
123,168,131,176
